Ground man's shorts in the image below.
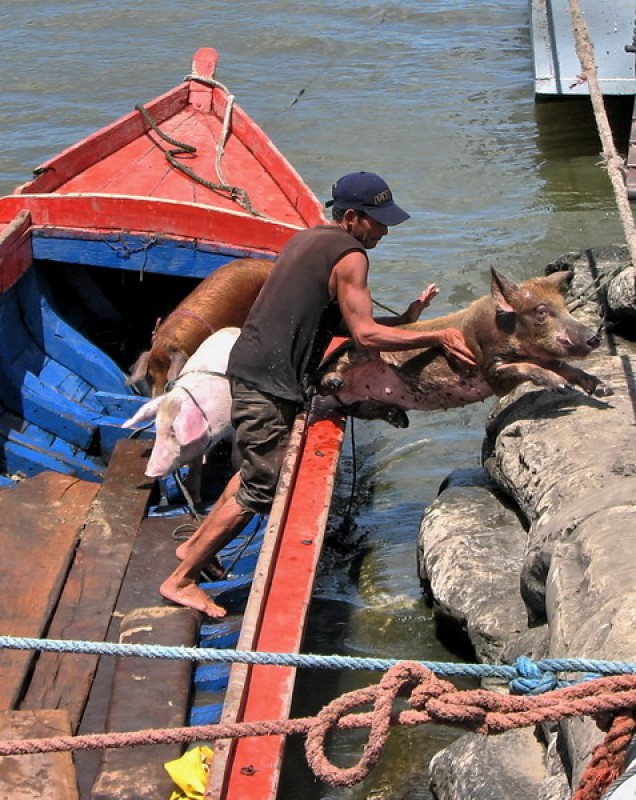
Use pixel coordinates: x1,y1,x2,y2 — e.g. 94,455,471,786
230,378,301,515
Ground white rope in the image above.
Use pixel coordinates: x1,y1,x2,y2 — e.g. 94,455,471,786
216,91,235,187
567,0,636,268
184,73,235,195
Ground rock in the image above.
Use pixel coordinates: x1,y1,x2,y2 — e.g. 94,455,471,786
482,353,636,623
417,248,636,798
417,467,529,663
545,244,636,334
429,728,547,800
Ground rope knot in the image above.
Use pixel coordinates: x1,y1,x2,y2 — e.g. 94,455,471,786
304,661,447,787
510,655,558,695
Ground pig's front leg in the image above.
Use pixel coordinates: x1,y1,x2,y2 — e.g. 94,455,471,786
538,359,612,397
489,359,612,398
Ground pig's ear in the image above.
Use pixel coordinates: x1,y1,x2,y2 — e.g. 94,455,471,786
121,397,161,427
126,351,150,385
173,403,208,446
490,268,519,314
544,269,573,290
166,349,189,383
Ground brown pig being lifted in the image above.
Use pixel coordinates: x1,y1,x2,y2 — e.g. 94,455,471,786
316,268,612,427
127,257,274,396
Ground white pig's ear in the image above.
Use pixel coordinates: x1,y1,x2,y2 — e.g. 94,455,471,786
173,402,208,446
121,397,161,427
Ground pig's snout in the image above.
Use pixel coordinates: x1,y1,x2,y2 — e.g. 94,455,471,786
320,372,345,393
145,443,180,479
556,324,601,355
145,460,177,479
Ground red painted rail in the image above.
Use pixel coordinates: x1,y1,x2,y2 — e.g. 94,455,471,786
206,404,346,799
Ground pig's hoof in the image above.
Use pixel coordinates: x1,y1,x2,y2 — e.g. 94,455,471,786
386,409,409,428
593,383,613,398
321,374,345,392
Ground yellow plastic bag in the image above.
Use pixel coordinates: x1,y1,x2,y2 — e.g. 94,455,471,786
165,745,214,800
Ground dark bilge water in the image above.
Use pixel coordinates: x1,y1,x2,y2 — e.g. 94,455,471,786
0,1,632,797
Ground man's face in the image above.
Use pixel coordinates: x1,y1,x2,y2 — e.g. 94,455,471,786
346,211,388,249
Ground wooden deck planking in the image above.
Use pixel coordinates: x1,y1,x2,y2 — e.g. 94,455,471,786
209,90,324,226
21,438,153,728
0,472,100,711
90,606,200,800
60,133,172,201
0,709,79,799
78,512,201,798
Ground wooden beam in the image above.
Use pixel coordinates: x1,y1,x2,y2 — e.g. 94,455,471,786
0,194,299,256
0,211,33,292
91,606,200,800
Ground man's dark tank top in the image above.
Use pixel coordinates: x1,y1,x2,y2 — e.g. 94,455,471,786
227,225,366,403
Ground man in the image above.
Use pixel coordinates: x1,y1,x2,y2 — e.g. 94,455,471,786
160,171,475,618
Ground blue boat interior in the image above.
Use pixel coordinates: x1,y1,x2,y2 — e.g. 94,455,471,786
0,231,268,484
0,237,274,726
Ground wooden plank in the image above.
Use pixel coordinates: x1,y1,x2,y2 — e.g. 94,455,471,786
21,438,152,728
0,210,31,249
30,232,257,280
90,606,200,800
0,709,79,799
0,472,100,711
221,409,345,800
76,512,201,797
188,47,217,113
209,91,325,227
18,268,132,394
207,408,346,799
206,415,307,796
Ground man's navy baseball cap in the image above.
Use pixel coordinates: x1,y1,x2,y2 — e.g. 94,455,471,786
325,171,410,226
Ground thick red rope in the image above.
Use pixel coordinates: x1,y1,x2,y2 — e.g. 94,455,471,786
572,713,636,800
2,662,636,791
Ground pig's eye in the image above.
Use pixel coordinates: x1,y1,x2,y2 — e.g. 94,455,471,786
534,304,549,321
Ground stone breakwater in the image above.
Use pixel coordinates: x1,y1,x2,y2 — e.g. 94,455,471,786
417,246,636,800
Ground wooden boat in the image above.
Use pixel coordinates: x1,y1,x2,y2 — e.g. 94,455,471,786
529,0,636,96
0,47,345,799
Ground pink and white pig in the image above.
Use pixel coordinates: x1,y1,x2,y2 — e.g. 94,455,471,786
122,327,241,492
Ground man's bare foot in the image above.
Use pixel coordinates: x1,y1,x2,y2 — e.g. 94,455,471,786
160,579,227,619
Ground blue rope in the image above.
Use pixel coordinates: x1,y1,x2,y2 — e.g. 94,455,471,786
0,635,634,694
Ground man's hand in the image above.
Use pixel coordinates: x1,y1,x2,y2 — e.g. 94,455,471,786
435,327,476,367
401,284,440,324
